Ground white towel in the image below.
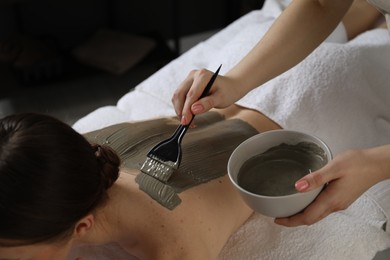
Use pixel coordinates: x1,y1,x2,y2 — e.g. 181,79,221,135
235,28,390,155
219,195,390,260
72,2,390,259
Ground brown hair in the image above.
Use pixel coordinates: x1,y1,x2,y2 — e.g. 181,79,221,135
0,113,120,245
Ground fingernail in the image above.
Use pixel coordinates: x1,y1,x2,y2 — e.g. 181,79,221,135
181,115,187,125
295,180,309,191
192,104,204,114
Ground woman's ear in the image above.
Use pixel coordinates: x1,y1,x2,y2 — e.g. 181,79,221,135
73,214,95,239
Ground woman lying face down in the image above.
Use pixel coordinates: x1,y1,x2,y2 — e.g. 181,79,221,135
0,113,120,259
0,107,280,260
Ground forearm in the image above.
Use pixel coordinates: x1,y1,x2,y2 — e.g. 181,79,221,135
226,0,354,96
342,0,382,39
367,144,390,183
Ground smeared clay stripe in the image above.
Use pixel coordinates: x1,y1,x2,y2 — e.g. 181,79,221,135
135,171,181,210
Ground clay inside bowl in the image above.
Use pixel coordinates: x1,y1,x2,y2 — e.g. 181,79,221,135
237,142,327,197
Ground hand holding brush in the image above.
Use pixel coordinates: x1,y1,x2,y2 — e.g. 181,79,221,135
140,64,222,183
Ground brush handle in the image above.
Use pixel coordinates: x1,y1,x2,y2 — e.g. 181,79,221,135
172,124,189,145
199,64,222,99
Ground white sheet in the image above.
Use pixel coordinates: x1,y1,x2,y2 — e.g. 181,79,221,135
72,1,390,259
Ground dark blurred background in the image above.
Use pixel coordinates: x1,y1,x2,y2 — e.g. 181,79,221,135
0,0,265,125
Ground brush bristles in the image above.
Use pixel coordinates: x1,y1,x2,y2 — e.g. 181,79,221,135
135,172,181,210
140,156,177,182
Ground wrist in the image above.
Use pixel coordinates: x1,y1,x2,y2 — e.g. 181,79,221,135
366,144,390,182
224,73,259,101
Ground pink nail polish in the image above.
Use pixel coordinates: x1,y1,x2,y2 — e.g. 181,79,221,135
295,180,309,191
192,104,204,114
181,116,187,125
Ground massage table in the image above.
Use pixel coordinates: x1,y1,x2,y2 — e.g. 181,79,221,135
70,0,390,259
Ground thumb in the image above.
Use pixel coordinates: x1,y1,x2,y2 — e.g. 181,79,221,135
191,96,215,115
295,165,334,192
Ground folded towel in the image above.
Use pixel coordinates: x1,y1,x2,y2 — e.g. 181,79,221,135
219,194,390,260
73,91,175,133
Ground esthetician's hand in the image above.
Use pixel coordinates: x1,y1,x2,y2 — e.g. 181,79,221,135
172,69,243,125
275,145,390,227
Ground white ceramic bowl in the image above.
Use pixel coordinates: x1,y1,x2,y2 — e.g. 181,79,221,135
227,130,332,218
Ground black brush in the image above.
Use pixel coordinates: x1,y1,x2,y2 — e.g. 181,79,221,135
140,64,222,182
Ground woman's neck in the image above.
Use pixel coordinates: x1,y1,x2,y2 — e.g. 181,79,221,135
72,175,130,243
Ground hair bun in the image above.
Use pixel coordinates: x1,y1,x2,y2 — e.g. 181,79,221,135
92,144,120,190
